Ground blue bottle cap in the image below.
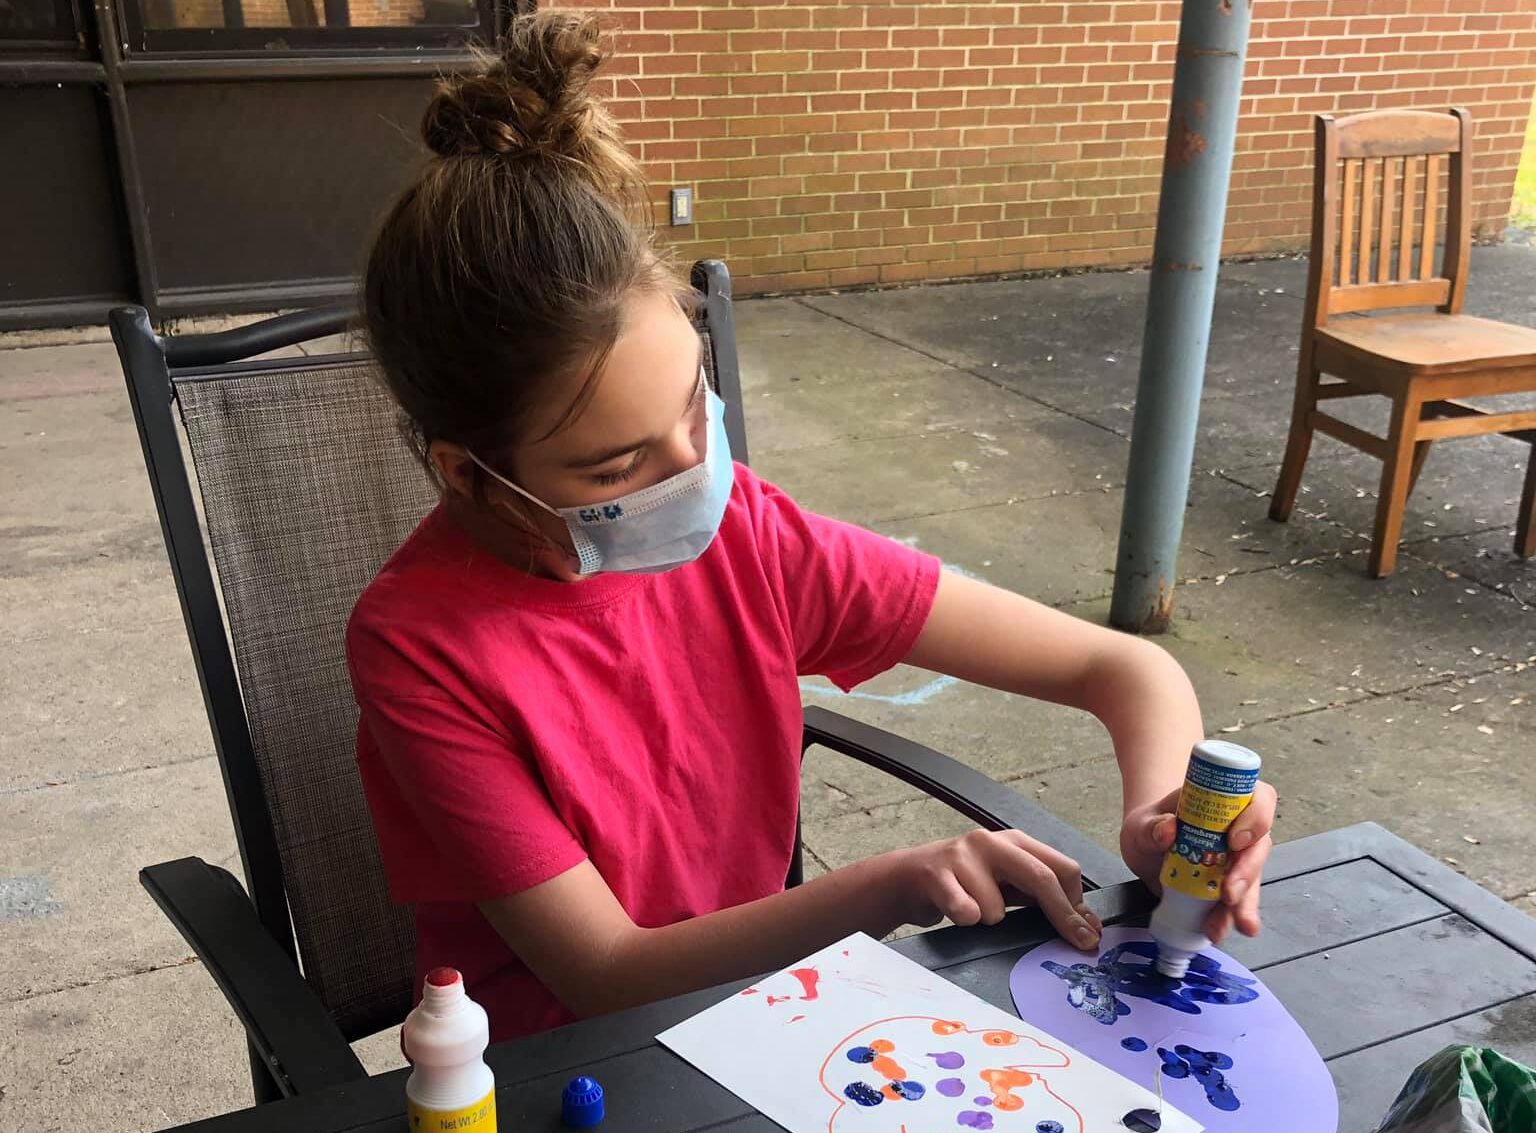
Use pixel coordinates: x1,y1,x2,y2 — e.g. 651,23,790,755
562,1076,605,1128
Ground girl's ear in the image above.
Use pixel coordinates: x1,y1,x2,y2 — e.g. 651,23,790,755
429,440,478,500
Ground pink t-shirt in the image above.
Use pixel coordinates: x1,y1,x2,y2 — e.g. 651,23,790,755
346,464,939,1042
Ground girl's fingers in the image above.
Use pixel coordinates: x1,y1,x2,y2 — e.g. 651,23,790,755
1004,830,1086,910
1232,862,1265,936
953,858,1008,926
1223,834,1273,906
991,841,1099,950
1227,782,1277,852
1234,889,1263,937
928,868,982,927
1204,901,1235,945
1125,810,1178,861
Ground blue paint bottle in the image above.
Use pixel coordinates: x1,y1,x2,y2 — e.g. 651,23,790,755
1148,740,1262,978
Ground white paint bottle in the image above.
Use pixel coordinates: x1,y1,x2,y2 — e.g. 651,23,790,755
402,967,497,1133
1149,740,1263,978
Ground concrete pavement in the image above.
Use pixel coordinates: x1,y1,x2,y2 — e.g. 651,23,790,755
2,248,1533,1130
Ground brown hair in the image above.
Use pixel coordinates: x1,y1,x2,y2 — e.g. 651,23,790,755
363,9,694,483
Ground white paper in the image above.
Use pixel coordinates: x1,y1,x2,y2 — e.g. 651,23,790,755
658,933,1200,1133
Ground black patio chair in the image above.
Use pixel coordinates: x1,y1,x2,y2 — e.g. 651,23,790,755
112,259,1134,1107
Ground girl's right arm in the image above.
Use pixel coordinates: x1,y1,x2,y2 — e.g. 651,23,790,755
478,829,1102,1020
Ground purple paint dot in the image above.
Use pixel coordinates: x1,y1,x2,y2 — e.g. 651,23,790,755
937,1078,966,1098
929,1050,966,1069
957,1112,995,1131
973,1097,993,1107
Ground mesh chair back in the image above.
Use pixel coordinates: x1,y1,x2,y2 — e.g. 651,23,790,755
167,274,741,1040
175,359,431,1038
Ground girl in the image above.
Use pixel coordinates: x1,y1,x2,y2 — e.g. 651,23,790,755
349,10,1276,1044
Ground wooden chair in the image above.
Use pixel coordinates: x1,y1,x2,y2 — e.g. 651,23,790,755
1269,108,1536,577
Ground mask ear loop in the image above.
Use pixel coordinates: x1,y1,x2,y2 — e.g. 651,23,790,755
464,450,580,573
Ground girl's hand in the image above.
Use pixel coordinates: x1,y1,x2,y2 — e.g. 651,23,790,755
893,830,1104,950
1119,779,1278,943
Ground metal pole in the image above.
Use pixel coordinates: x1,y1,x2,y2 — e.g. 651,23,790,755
1109,0,1253,634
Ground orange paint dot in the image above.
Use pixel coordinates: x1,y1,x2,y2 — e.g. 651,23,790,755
931,1020,964,1035
979,1067,1034,1112
882,1084,903,1101
872,1055,907,1081
868,1040,895,1054
983,1031,1020,1047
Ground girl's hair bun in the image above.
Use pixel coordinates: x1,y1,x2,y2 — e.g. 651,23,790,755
422,10,611,162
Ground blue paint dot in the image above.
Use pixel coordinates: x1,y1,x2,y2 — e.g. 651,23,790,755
893,1080,926,1101
1209,1080,1241,1112
847,1046,877,1064
1037,1123,1065,1133
1120,1036,1148,1052
1122,1108,1162,1132
1156,1048,1190,1079
1156,1045,1241,1113
844,1083,884,1107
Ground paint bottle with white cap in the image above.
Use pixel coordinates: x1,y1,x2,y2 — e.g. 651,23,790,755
1149,739,1263,978
402,967,497,1132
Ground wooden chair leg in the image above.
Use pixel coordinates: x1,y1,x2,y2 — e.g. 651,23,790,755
1270,352,1319,523
1517,442,1536,560
1407,439,1432,499
1369,393,1422,578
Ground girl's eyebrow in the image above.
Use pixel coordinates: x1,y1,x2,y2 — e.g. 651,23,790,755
564,338,707,469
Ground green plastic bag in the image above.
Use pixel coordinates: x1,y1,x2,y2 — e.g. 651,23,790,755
1373,1046,1536,1133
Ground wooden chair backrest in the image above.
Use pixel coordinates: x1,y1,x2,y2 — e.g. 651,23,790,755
1304,108,1473,327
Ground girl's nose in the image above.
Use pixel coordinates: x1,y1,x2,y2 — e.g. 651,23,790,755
655,399,708,478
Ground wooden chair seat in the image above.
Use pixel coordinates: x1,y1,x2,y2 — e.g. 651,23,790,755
1315,313,1536,379
1269,108,1536,577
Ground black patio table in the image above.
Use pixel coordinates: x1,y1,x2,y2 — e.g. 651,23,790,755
160,823,1536,1133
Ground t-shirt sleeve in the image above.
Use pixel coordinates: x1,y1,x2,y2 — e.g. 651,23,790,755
750,473,941,692
347,606,587,905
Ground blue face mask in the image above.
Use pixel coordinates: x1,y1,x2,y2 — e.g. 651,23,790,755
469,383,734,576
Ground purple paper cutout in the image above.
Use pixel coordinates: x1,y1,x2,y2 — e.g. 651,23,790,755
1009,926,1337,1133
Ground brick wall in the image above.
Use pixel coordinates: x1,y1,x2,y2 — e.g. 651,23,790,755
557,0,1536,296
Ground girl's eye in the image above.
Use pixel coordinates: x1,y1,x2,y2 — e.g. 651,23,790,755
593,452,644,486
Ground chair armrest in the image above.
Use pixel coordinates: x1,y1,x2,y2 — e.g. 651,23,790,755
801,706,1136,890
140,857,367,1097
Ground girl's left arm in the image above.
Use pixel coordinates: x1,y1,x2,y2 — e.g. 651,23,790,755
903,569,1276,941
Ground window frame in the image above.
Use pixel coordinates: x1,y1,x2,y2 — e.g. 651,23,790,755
119,0,512,56
0,0,89,54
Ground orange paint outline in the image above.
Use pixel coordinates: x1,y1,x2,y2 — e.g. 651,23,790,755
817,1017,1082,1133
